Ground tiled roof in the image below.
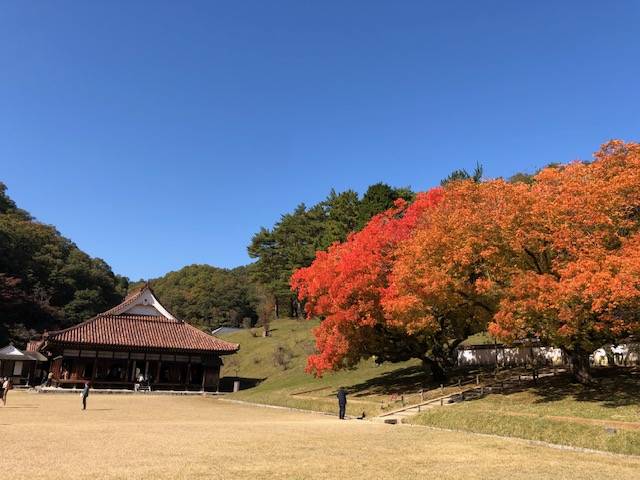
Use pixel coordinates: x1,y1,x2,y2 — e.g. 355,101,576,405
100,285,146,316
45,315,239,353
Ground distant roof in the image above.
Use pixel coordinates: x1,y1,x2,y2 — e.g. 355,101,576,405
22,350,47,361
43,285,238,354
0,345,47,361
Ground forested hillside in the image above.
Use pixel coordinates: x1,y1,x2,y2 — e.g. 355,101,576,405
0,183,128,346
133,182,415,328
0,180,416,346
130,264,258,329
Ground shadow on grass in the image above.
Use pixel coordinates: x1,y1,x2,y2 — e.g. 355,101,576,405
461,367,640,409
345,364,495,398
531,367,640,408
346,365,432,397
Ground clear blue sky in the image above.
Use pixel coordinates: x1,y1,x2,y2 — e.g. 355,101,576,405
1,1,639,280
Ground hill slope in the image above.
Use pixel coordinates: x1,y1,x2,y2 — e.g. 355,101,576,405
219,318,431,417
0,183,128,346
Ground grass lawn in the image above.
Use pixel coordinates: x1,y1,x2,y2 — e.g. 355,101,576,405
409,369,640,455
219,319,640,456
220,318,452,417
3,391,640,479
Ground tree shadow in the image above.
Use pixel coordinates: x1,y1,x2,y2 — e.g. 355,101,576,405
460,367,640,409
346,365,432,397
344,365,492,398
530,367,640,408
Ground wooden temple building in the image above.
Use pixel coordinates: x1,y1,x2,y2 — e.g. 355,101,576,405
28,284,239,391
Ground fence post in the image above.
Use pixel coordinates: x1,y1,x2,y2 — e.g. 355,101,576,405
458,378,461,387
401,394,405,407
476,374,479,385
440,397,443,406
440,384,444,394
420,389,424,402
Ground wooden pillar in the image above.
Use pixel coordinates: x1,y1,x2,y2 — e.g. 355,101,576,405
156,361,162,383
144,361,149,379
131,360,137,381
92,350,98,381
126,352,131,384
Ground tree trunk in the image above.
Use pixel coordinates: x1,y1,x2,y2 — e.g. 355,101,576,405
566,347,592,384
422,357,447,383
274,296,279,319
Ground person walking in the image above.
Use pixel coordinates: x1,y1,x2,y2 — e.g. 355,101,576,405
81,381,90,410
2,377,12,406
337,386,347,420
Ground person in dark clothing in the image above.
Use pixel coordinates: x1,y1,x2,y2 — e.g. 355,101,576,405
81,381,90,410
337,387,347,419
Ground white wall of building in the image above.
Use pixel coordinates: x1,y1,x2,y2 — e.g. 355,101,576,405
457,344,640,367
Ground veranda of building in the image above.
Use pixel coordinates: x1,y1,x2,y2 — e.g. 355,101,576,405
28,284,239,391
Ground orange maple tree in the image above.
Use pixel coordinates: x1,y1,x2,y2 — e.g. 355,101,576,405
489,141,640,381
382,179,530,374
293,141,640,383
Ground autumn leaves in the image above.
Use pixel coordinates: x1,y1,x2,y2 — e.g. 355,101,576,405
292,141,640,382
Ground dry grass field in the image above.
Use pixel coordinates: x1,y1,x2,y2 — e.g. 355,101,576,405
2,392,640,480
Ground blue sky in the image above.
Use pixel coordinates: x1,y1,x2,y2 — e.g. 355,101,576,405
1,1,639,280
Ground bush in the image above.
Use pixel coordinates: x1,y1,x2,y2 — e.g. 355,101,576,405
272,345,294,370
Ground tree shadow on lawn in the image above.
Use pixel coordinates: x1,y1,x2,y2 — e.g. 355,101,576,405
532,367,640,408
345,365,432,397
345,365,495,398
463,367,640,409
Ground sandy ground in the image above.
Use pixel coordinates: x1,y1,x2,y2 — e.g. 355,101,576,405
1,391,639,480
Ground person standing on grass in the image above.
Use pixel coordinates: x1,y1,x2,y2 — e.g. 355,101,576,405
2,377,12,406
81,381,90,410
337,387,347,419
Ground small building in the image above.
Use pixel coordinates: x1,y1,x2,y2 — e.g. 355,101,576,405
0,344,47,385
30,284,239,391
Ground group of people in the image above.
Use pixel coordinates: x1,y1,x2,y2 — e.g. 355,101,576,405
1,377,13,406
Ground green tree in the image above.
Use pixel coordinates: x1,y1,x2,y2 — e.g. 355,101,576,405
131,264,258,328
357,183,413,229
0,182,126,346
440,162,483,185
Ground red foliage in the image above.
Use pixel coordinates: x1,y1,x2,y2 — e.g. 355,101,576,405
290,189,443,376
